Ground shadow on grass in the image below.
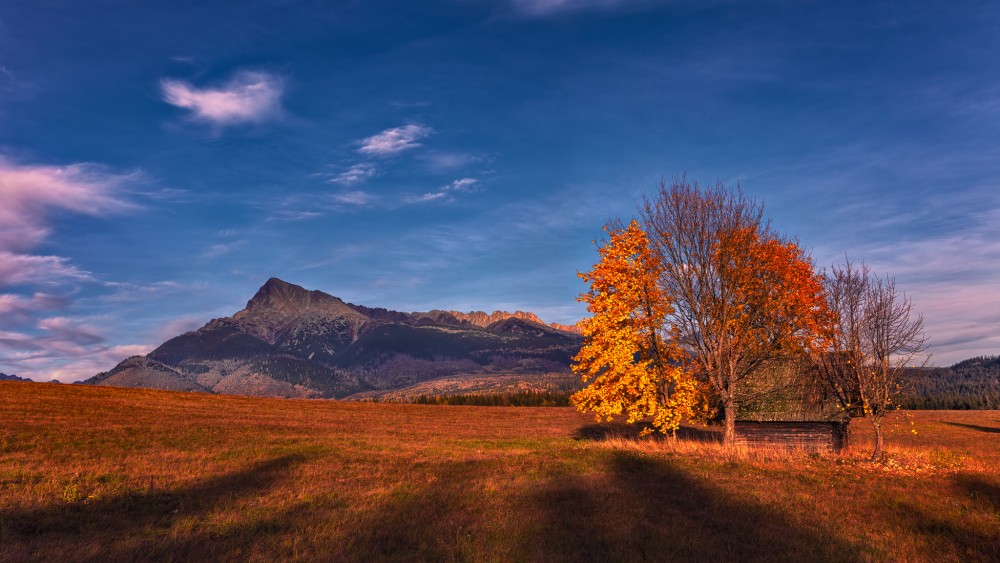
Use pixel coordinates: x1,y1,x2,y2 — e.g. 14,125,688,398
338,450,861,561
888,474,1000,562
955,473,1000,513
0,454,306,561
527,452,862,562
942,421,1000,434
342,460,489,560
574,421,722,443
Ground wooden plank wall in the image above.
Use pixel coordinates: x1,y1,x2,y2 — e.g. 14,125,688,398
735,421,844,452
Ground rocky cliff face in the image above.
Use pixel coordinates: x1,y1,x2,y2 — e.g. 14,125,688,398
87,278,582,399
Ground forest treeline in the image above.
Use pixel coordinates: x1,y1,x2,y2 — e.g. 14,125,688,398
404,355,1000,409
412,389,572,407
900,356,1000,409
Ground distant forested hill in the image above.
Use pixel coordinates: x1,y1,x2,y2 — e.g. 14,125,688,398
901,356,1000,409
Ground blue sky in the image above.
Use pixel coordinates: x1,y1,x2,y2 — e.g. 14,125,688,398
2,0,999,380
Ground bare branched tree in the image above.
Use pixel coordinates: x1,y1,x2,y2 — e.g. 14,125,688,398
814,258,929,461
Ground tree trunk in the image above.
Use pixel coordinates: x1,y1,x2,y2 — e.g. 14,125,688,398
870,417,884,462
723,396,737,446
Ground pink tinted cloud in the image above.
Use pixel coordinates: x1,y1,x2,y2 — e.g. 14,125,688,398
0,251,92,287
161,71,284,126
0,157,134,252
0,292,68,325
16,344,155,382
0,313,154,382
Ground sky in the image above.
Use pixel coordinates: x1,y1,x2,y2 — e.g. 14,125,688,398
1,0,999,381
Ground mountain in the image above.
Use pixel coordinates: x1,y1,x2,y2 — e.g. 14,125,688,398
86,278,583,399
0,372,31,382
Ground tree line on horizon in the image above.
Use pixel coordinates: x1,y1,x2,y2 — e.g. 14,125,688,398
571,178,929,462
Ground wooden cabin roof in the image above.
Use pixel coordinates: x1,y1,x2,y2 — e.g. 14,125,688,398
735,356,849,423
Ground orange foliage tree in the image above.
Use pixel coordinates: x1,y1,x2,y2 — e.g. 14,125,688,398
571,220,699,435
642,180,831,445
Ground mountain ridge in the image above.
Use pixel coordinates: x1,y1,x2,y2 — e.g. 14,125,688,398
87,278,582,399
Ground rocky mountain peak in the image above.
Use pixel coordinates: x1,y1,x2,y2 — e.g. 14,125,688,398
233,278,366,343
446,310,545,328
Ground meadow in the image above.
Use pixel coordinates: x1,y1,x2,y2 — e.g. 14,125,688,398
1,381,997,562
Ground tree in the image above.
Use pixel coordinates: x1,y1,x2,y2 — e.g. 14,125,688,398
640,179,830,445
813,258,928,461
572,220,699,435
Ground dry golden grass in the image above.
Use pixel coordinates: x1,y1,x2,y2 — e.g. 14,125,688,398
1,381,997,562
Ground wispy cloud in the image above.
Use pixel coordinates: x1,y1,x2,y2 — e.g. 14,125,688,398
0,157,135,252
508,0,652,17
805,178,1000,366
0,156,149,380
420,151,483,173
403,177,480,205
99,280,190,302
0,157,137,288
266,190,376,221
0,251,92,287
161,70,284,127
0,292,69,326
329,163,377,185
37,316,104,346
332,190,375,206
405,192,449,204
202,241,246,259
447,177,478,191
0,312,155,382
358,124,433,156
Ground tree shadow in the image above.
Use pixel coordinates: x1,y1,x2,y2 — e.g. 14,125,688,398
524,452,862,562
0,454,306,561
337,446,861,561
340,460,489,561
954,473,1000,513
941,422,1000,434
574,421,722,443
887,474,1000,562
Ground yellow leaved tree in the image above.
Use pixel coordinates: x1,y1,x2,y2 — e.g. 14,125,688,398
571,220,699,435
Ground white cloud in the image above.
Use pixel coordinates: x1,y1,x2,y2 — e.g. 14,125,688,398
161,70,283,126
333,191,375,206
405,192,448,204
358,124,433,156
446,177,478,191
330,163,377,185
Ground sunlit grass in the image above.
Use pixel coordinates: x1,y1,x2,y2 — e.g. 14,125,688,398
1,381,997,561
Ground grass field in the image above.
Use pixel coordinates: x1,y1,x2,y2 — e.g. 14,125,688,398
1,381,997,562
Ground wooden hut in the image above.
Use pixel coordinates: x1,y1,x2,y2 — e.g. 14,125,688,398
734,357,850,453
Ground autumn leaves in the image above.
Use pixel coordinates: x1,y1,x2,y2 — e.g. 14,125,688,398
571,220,700,436
572,179,926,454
